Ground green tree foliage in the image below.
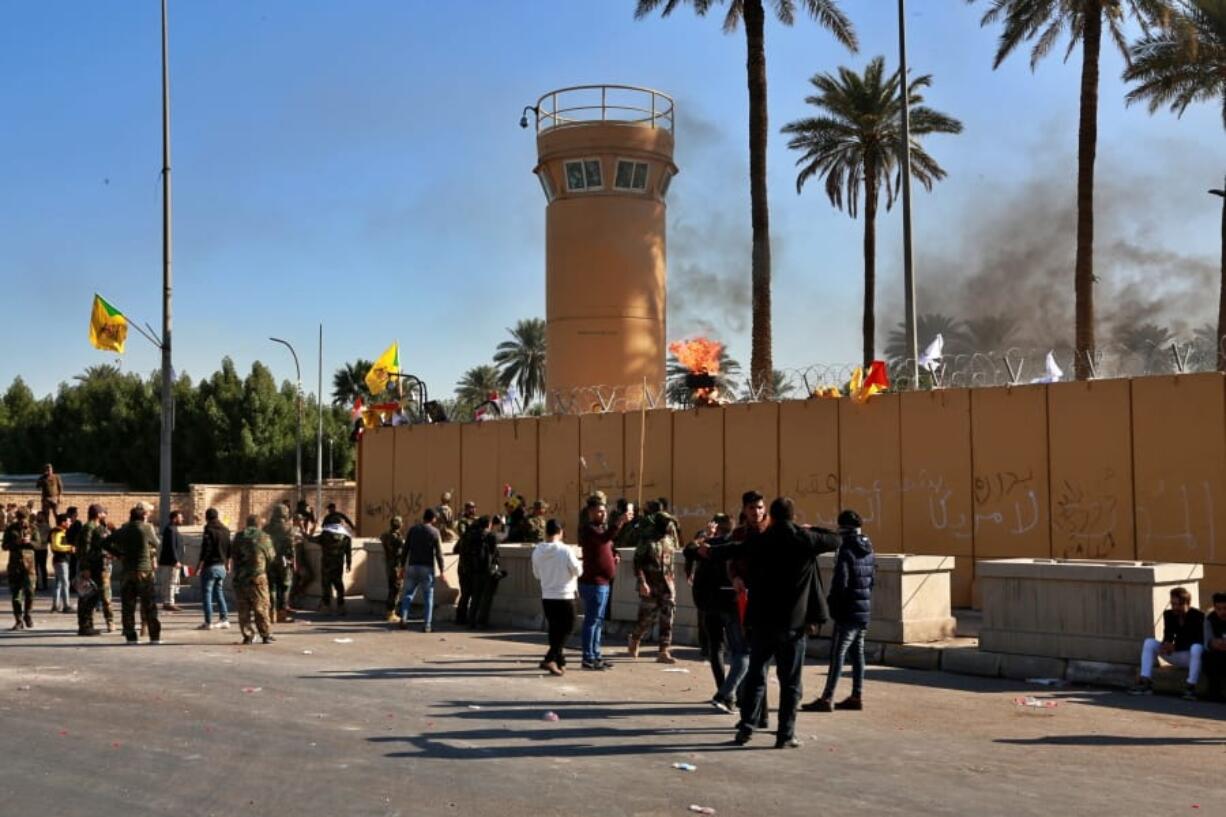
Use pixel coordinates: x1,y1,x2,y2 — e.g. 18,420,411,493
493,318,548,407
0,358,356,490
331,359,372,407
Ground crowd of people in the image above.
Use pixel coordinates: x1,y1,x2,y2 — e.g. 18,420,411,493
7,460,1225,749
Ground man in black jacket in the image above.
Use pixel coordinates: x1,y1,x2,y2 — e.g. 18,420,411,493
159,510,185,612
803,510,875,713
704,497,840,748
1130,586,1205,700
195,509,232,630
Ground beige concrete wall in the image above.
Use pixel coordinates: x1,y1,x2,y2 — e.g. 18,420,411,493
357,374,1226,609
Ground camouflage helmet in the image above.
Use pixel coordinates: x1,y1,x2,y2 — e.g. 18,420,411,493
390,515,403,528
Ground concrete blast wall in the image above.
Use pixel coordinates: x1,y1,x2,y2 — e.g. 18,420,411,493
358,374,1226,607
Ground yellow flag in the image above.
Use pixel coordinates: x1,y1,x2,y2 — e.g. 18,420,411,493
365,342,399,396
89,294,128,353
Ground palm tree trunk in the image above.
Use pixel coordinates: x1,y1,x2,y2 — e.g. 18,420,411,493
863,161,878,367
744,0,773,395
1218,181,1226,372
1073,0,1101,381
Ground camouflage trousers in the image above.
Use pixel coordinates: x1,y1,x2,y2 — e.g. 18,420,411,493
236,575,272,639
7,555,35,621
121,571,161,642
290,543,314,608
268,562,292,612
630,573,675,649
319,550,346,608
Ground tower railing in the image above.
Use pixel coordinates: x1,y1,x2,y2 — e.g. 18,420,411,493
534,85,674,135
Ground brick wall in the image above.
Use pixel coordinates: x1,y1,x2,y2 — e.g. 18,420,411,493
0,482,355,529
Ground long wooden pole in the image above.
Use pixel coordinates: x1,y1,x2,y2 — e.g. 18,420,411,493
637,377,647,509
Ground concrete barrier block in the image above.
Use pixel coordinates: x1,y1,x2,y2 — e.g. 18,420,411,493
883,644,942,671
940,647,1002,678
1000,653,1067,681
1065,660,1136,689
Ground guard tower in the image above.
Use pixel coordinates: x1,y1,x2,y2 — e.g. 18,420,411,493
529,85,677,410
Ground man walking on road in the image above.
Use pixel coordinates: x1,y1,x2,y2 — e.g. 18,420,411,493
398,508,445,633
159,510,185,612
232,515,276,645
105,504,162,645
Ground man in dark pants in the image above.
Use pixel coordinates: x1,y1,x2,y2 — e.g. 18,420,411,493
104,505,162,644
1202,592,1226,700
703,497,840,748
464,516,502,630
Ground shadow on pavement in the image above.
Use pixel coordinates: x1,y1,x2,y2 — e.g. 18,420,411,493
996,734,1226,747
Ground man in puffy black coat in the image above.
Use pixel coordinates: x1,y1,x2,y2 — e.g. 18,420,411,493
803,509,876,713
703,497,841,749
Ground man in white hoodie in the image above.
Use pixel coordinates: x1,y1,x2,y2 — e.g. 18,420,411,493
531,519,581,677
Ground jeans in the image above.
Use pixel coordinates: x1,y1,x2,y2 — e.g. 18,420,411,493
202,564,229,624
399,565,436,628
578,583,610,661
715,610,751,704
52,561,72,610
822,623,867,699
738,628,807,742
1140,637,1203,684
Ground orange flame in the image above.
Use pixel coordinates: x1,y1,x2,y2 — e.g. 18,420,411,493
669,337,724,375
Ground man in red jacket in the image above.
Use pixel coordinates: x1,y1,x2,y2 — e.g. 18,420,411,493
577,494,624,670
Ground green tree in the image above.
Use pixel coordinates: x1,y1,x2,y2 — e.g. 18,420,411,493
455,365,502,411
331,359,372,407
964,314,1021,351
493,318,547,407
1125,0,1226,369
635,0,858,395
783,57,962,366
969,0,1172,380
885,313,969,365
666,349,743,407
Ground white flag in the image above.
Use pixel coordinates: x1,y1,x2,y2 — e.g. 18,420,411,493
1031,351,1064,384
918,334,944,372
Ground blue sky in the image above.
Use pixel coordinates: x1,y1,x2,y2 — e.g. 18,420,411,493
2,0,1221,400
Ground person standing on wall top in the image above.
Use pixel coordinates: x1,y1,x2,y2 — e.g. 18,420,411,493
37,463,63,518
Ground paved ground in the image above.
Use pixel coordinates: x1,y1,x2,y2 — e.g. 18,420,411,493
1,602,1224,817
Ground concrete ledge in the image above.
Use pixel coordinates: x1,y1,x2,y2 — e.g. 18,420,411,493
882,644,942,671
1000,654,1067,681
1065,660,1136,689
940,647,1002,678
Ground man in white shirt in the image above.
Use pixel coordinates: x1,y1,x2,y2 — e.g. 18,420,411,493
531,519,581,677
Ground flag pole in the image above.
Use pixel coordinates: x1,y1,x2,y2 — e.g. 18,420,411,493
637,376,647,509
158,0,174,527
317,322,324,519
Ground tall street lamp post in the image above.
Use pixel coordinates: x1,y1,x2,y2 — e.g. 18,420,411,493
270,337,303,502
897,0,919,388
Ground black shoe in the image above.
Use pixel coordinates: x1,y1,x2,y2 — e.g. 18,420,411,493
581,660,599,670
710,697,733,714
733,727,753,746
10,620,23,631
596,659,614,670
834,696,863,711
262,635,276,644
801,697,833,713
775,736,801,749
241,636,253,645
78,628,100,637
23,615,33,629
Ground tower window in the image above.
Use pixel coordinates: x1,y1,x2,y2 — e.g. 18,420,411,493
564,159,603,192
659,170,674,199
614,159,650,192
536,169,556,202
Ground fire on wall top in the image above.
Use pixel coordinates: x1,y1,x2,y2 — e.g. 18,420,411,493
531,85,674,135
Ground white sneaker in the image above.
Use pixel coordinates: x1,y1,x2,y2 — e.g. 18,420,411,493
217,620,231,629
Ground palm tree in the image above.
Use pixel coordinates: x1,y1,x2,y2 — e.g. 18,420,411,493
884,313,968,365
331,359,372,407
1114,322,1176,373
970,0,1172,381
964,314,1020,352
635,0,857,395
1125,1,1226,369
666,350,743,407
783,57,962,365
739,368,797,400
493,318,547,407
1126,0,1226,126
455,365,502,409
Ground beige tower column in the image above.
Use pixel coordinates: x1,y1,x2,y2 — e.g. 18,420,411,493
530,85,677,412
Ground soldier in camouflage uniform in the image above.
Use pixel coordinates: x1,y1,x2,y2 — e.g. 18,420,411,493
380,516,405,623
75,504,114,636
456,501,478,541
436,492,458,545
289,513,313,609
626,504,679,664
232,514,276,644
3,509,36,630
263,505,295,623
318,505,353,615
103,505,162,644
